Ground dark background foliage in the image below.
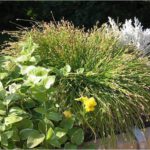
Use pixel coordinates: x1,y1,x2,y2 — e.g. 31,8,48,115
1,1,150,30
0,1,150,44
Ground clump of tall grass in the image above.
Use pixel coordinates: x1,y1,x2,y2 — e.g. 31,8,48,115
4,20,150,144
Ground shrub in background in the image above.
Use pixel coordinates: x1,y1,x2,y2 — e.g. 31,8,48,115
0,20,150,149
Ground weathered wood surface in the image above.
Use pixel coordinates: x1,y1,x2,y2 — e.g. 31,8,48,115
81,127,150,149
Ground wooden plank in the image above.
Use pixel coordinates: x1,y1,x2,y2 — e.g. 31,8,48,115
144,127,150,148
133,127,147,149
117,133,137,149
81,127,150,149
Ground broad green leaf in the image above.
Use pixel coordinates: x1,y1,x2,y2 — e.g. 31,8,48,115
23,98,36,109
30,84,47,92
16,119,33,130
20,128,39,140
5,115,23,125
60,64,71,76
23,67,50,86
49,137,61,148
27,132,45,148
4,93,21,105
0,103,6,116
54,127,67,138
66,65,71,72
20,85,30,93
4,131,13,139
68,128,78,138
0,72,8,80
31,91,47,102
0,81,6,100
29,86,48,102
44,127,61,148
8,83,21,93
27,67,49,77
64,142,77,149
25,75,42,85
34,107,46,114
4,141,15,149
60,118,75,130
9,107,27,115
46,127,54,141
48,112,62,122
41,76,55,89
0,81,4,90
12,128,20,141
20,65,36,75
27,75,55,90
16,55,30,63
1,134,8,146
0,122,5,131
71,128,84,145
59,135,68,145
38,120,46,133
76,68,84,74
38,120,54,134
0,116,3,121
30,56,38,63
0,109,5,116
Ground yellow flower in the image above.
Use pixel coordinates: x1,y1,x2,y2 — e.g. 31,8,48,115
83,97,97,112
63,110,72,118
75,96,89,102
75,96,97,112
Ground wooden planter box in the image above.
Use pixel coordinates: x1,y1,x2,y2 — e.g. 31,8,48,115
81,127,150,149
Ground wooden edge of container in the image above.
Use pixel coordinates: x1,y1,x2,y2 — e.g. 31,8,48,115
80,127,150,149
132,127,147,149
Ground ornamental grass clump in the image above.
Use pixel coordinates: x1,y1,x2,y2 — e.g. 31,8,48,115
0,20,150,148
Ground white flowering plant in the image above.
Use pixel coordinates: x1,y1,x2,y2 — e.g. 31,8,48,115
108,17,150,56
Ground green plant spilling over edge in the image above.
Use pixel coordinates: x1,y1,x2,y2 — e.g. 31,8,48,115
0,20,150,149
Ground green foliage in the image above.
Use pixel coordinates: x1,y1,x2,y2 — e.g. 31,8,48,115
0,20,150,149
71,128,84,145
0,40,82,148
27,131,45,148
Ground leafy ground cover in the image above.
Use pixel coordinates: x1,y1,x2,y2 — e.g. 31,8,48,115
0,20,150,149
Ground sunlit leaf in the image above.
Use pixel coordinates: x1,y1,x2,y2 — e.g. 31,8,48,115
27,132,45,148
5,115,23,125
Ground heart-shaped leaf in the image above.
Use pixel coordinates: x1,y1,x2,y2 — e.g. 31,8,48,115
5,115,23,125
48,112,62,122
71,128,84,145
60,118,74,130
27,131,45,148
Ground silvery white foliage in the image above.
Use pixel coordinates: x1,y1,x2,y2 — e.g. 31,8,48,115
108,17,150,56
108,17,119,33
